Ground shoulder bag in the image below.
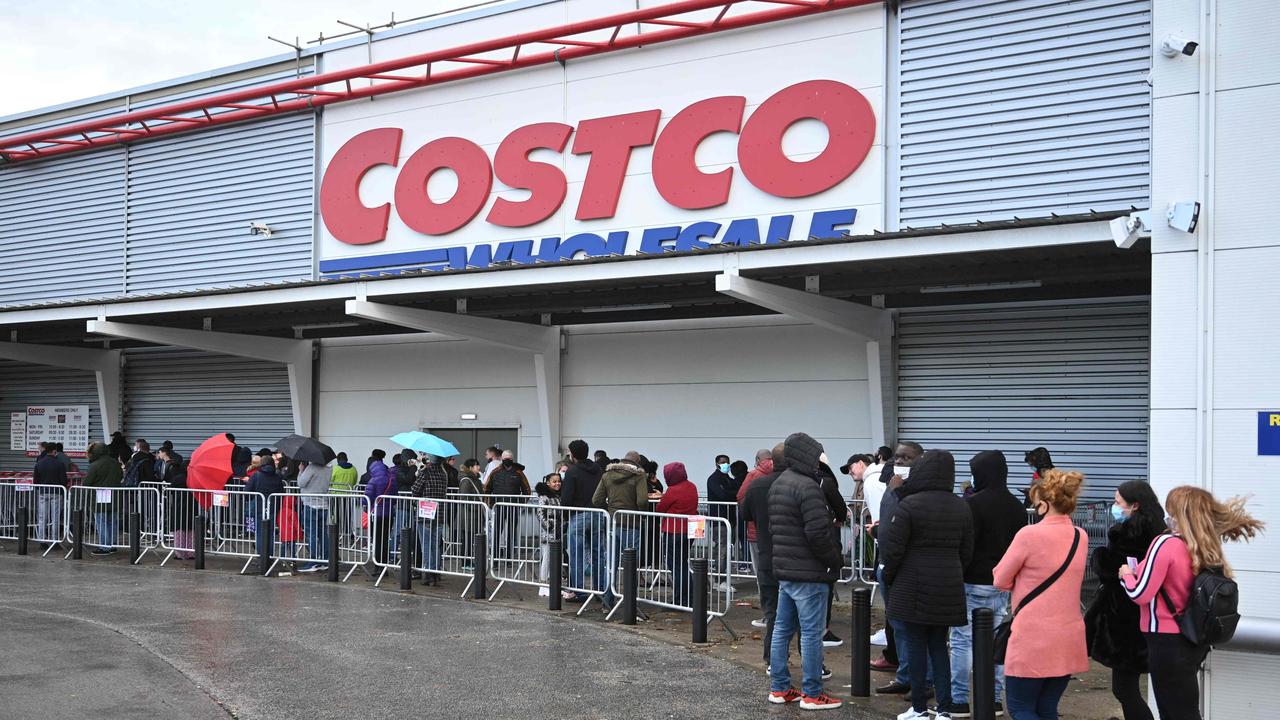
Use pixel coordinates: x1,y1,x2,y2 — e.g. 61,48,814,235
994,526,1081,663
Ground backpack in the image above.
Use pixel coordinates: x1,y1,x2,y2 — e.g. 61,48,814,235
1161,567,1240,647
122,458,143,487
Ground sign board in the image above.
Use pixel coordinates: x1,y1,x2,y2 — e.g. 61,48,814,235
96,488,112,504
1260,412,1280,456
15,476,32,491
686,516,707,540
9,412,24,451
213,491,231,508
418,499,439,520
25,405,89,458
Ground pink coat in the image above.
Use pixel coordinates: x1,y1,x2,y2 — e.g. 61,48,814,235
993,515,1090,678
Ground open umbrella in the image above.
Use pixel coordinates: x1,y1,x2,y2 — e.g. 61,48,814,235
389,431,460,458
274,434,336,465
188,433,236,510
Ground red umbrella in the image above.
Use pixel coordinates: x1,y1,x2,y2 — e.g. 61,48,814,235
188,433,236,510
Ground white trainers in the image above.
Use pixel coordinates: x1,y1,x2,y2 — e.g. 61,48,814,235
897,709,930,720
751,618,768,628
871,628,888,646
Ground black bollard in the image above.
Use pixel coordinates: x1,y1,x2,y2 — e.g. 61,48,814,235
129,511,141,564
16,505,29,556
259,516,274,575
622,547,638,626
193,514,206,570
472,532,487,600
399,527,414,591
327,519,340,582
71,509,84,560
851,587,871,697
548,539,563,611
690,557,709,643
972,607,996,720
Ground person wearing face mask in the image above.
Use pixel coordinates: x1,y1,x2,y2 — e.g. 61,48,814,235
875,441,927,697
706,454,738,591
485,450,531,562
1084,481,1166,720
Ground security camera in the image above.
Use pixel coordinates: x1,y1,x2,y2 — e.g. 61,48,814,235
249,222,274,238
1110,211,1151,249
1166,201,1201,234
1160,35,1198,57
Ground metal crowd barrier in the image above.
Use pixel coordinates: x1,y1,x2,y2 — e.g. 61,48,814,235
370,494,488,596
160,487,267,573
266,492,370,581
0,481,69,557
698,500,752,581
66,485,162,563
488,501,612,615
606,509,733,621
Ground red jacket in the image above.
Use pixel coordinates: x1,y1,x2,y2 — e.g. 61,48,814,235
656,463,698,534
737,459,773,541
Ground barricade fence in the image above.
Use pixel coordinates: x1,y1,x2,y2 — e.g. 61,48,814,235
0,481,69,557
488,501,613,615
266,492,370,581
370,494,488,595
608,509,733,619
160,487,267,573
66,485,162,563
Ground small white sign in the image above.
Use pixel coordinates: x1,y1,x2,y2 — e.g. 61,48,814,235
15,476,33,491
417,499,438,520
9,412,25,451
95,488,112,503
212,492,230,508
686,516,707,540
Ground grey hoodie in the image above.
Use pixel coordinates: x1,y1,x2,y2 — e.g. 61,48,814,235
297,463,331,507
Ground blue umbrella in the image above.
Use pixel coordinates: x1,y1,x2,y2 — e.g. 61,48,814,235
389,431,461,458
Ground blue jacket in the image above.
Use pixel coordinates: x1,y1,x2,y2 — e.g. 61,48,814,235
364,460,394,516
34,452,68,487
246,463,285,499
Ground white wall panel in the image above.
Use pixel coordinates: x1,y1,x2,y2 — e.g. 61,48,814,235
1150,251,1197,408
1209,410,1280,585
1214,85,1280,251
1209,649,1280,717
1147,407,1194,502
1215,0,1280,92
1212,248,1280,408
1150,94,1198,254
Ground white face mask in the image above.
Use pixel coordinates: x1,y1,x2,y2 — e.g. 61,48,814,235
897,466,911,479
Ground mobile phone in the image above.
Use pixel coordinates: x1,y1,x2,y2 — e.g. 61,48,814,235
1126,556,1139,573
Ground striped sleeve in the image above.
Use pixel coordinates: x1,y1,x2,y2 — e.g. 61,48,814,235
1123,533,1175,605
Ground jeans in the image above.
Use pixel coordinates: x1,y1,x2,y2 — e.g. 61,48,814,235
663,533,690,607
1005,675,1070,720
301,505,329,565
900,622,953,713
1111,668,1154,720
1146,632,1209,720
36,492,63,542
952,583,1010,704
770,580,829,698
568,512,607,596
94,509,116,549
417,518,442,571
608,526,638,605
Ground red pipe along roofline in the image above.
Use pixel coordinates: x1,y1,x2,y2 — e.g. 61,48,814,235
0,0,878,163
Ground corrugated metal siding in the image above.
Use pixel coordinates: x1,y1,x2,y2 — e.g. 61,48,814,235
0,149,126,305
897,0,1152,227
896,298,1150,502
122,348,294,458
0,359,103,471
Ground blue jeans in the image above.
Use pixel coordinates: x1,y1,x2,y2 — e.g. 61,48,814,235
94,510,116,549
417,519,442,570
608,526,638,606
568,512,607,596
952,583,1010,704
900,622,953,713
878,565,920,687
770,580,829,698
1005,675,1070,720
301,505,329,565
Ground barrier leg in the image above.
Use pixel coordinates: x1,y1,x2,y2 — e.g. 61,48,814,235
691,557,709,644
193,514,205,570
399,527,414,591
259,517,274,576
972,607,996,720
851,586,871,697
328,519,340,583
71,509,84,560
472,533,487,600
548,539,562,611
16,505,28,556
129,512,141,564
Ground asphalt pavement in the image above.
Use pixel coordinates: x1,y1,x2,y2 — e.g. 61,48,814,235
0,554,882,719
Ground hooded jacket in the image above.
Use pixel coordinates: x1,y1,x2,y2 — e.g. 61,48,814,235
534,481,563,542
881,449,973,626
485,461,530,497
82,443,123,496
655,462,698,534
34,451,68,487
363,459,394,517
740,458,786,583
592,460,649,514
737,458,774,542
963,450,1027,585
246,462,285,499
330,462,358,492
560,459,602,509
767,433,843,584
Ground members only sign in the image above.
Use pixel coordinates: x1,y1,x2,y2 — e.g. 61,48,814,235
25,405,89,457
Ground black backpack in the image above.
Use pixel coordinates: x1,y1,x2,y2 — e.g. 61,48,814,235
122,458,143,487
1161,567,1240,647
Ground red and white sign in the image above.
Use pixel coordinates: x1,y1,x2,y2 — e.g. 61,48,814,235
25,405,89,458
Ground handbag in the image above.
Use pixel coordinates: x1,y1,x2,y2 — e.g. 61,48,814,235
994,527,1081,663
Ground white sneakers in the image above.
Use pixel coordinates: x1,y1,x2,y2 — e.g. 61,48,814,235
871,628,888,646
751,618,768,628
897,709,930,720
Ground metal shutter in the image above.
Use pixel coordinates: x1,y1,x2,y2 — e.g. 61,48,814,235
896,0,1152,228
896,298,1150,502
122,348,294,458
0,359,103,470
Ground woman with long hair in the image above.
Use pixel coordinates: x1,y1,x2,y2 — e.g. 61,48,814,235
1120,486,1265,720
1085,480,1166,720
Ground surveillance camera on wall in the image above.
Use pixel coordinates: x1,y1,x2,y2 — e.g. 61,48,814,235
1160,35,1198,57
1167,201,1201,233
249,222,274,238
1110,211,1151,249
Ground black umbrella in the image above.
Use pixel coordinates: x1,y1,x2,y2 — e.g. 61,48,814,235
274,434,336,465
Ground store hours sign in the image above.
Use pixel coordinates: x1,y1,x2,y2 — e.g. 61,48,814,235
25,405,89,458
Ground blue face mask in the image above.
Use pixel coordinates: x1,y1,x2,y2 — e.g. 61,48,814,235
718,463,730,474
1111,503,1126,522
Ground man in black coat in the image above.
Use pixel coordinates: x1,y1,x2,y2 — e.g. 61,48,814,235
881,449,973,719
560,439,605,603
765,432,843,710
740,443,787,664
949,450,1025,716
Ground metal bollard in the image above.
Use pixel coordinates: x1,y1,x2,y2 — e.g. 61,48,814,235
851,587,871,697
548,539,563,611
129,511,141,564
193,514,206,570
472,532,487,600
622,547,638,626
16,505,29,556
972,607,996,720
259,517,273,575
327,520,340,583
691,557,709,643
71,509,84,560
399,527,414,591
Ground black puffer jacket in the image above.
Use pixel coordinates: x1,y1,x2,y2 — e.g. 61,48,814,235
1085,513,1165,672
963,450,1026,585
768,433,843,584
881,449,973,626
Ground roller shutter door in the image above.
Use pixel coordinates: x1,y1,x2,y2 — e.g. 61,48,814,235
896,298,1149,502
0,360,103,471
122,348,294,458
